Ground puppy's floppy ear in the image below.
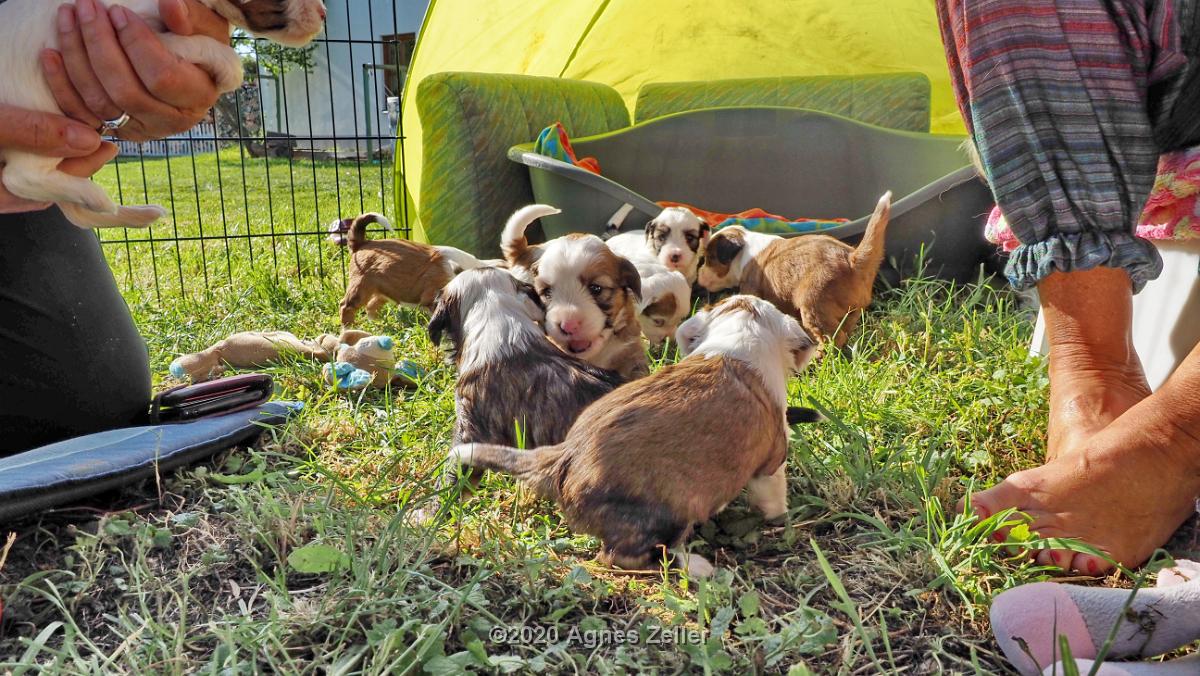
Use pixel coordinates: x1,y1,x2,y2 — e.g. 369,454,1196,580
427,289,458,346
699,221,712,238
712,232,744,266
644,216,660,240
616,256,642,301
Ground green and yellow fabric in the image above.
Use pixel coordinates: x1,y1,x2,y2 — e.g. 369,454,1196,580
416,72,628,256
634,73,933,132
397,0,965,244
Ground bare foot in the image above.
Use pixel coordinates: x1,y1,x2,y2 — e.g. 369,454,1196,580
972,381,1200,574
1046,347,1150,459
1039,267,1152,460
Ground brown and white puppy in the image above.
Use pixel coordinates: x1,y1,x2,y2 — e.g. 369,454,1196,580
443,295,816,577
338,213,491,327
428,266,623,452
697,192,892,349
0,0,326,229
608,207,710,283
502,205,648,381
634,268,691,347
604,234,693,346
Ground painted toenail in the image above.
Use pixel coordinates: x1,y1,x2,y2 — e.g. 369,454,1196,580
1087,560,1099,575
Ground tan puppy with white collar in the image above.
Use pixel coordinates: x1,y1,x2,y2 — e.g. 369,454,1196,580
443,294,815,576
697,192,892,350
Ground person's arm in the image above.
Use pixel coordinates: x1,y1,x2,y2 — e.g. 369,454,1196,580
41,0,231,143
0,107,113,214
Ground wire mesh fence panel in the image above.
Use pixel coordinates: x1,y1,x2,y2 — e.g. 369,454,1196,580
95,0,421,303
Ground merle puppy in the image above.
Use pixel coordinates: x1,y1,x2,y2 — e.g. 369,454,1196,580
422,267,622,510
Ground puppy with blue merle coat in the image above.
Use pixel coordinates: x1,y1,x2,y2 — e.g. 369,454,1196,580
427,266,622,470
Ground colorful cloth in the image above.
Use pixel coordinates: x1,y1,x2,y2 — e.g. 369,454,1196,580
533,122,601,174
936,0,1198,292
656,201,847,235
986,147,1200,251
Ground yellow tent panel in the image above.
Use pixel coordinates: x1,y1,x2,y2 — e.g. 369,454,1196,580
400,0,964,240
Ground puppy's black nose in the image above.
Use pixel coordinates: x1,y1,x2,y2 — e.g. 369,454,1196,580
670,253,682,263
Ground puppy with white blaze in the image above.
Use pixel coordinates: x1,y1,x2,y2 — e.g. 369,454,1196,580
502,204,649,381
0,0,326,229
443,295,816,577
607,207,710,283
427,267,623,455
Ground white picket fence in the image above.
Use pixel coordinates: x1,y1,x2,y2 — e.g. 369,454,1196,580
114,122,219,157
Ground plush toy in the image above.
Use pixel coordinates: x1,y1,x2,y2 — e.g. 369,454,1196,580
991,560,1200,675
169,330,424,391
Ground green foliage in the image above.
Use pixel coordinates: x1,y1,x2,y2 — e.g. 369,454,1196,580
235,30,319,80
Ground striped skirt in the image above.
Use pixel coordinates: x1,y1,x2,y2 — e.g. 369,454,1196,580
936,0,1198,291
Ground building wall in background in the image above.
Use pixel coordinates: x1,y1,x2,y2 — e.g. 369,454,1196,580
260,0,429,155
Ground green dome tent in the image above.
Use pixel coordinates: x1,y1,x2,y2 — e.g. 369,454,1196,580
397,0,965,242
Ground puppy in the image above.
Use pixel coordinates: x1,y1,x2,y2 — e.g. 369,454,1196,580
502,205,648,381
697,192,892,349
338,212,491,327
607,207,710,283
428,266,623,452
604,233,692,346
634,268,691,347
442,295,814,576
0,0,326,229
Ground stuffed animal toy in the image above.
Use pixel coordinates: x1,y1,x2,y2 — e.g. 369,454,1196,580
990,559,1200,675
169,330,423,391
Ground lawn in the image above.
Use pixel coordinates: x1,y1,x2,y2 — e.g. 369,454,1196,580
0,154,1196,673
90,148,402,303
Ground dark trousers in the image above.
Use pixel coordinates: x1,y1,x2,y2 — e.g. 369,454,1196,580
0,208,150,454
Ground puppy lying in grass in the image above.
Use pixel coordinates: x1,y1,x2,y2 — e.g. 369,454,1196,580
697,192,892,349
441,294,816,576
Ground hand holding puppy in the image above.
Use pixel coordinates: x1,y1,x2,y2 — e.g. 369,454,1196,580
41,0,231,142
0,107,112,214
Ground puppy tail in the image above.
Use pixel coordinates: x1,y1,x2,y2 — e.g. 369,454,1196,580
347,212,393,252
448,442,563,501
849,191,892,284
501,204,561,267
434,246,488,273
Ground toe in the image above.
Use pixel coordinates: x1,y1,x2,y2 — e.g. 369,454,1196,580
1069,552,1114,576
1034,548,1074,570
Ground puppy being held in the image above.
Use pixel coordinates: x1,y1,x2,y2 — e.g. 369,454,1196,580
337,212,493,327
697,192,892,349
503,204,648,381
607,206,710,284
0,0,327,229
442,294,816,577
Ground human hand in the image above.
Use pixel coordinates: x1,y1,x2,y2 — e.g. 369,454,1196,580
0,105,114,214
42,0,232,143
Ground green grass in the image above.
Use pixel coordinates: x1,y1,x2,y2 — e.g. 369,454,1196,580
1,153,1195,672
1,266,1079,674
91,148,400,302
